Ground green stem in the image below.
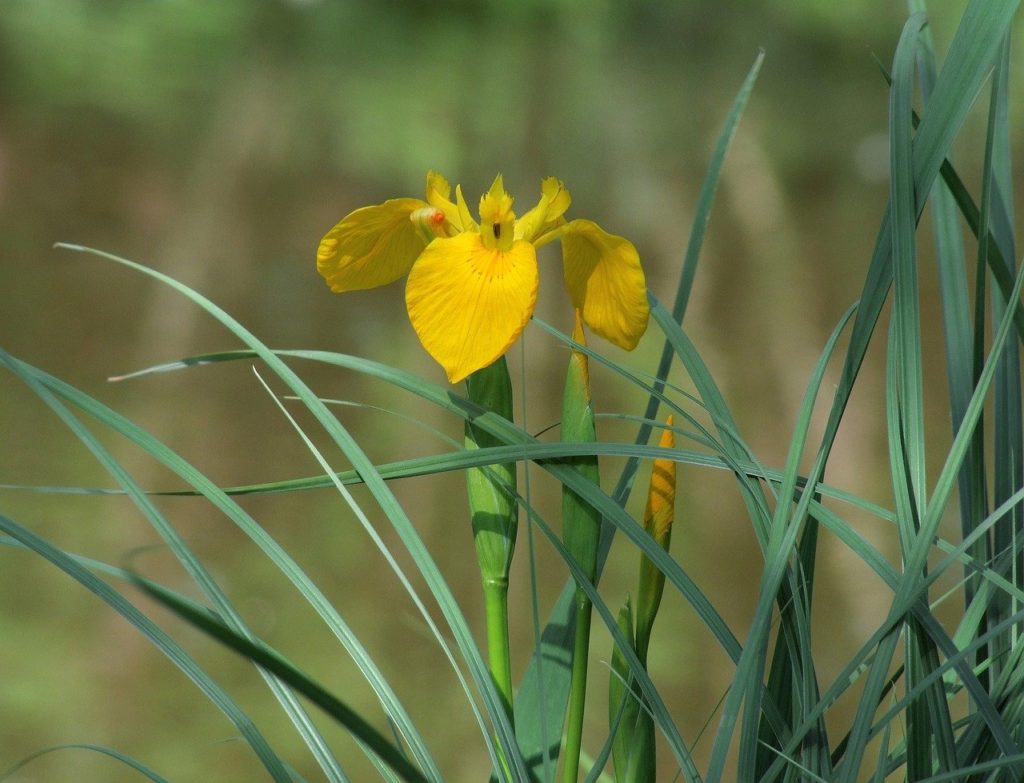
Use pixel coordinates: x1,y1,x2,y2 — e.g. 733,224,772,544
561,590,593,783
483,576,514,726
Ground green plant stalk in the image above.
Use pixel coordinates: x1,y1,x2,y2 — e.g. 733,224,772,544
465,356,518,731
634,420,676,667
609,601,637,781
608,421,675,783
562,591,593,783
560,315,601,783
483,576,514,721
608,599,655,783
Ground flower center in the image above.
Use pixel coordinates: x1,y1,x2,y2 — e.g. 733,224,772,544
479,174,515,252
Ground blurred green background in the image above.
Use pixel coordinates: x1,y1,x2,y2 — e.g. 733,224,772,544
1,1,1018,781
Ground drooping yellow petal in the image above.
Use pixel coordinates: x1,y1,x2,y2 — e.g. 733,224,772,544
516,177,572,243
406,231,538,383
317,198,427,292
560,219,649,350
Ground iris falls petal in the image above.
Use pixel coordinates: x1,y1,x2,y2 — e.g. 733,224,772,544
560,219,649,350
317,198,428,292
405,232,539,383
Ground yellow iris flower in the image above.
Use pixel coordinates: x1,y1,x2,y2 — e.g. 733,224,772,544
316,172,649,383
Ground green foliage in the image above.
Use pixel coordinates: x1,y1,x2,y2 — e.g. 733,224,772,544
7,1,1024,782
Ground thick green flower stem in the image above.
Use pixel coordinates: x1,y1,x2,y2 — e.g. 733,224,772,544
560,314,601,782
464,357,518,735
483,576,515,726
561,590,594,783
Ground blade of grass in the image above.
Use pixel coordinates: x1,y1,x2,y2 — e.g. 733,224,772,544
511,51,764,782
10,355,440,782
36,347,924,540
815,0,1019,539
0,349,333,782
885,14,958,780
52,243,527,781
911,0,993,699
839,218,1024,780
248,366,498,777
0,512,293,783
985,32,1022,690
0,744,169,782
701,303,856,781
119,347,751,671
133,576,430,783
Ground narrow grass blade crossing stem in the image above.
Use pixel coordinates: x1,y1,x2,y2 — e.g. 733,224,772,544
53,243,529,782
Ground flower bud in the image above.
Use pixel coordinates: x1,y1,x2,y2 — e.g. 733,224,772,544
410,206,449,244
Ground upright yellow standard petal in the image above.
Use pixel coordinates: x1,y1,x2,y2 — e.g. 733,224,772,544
454,184,477,232
317,197,427,292
405,232,538,383
516,177,572,242
425,171,463,231
560,219,649,350
478,174,516,252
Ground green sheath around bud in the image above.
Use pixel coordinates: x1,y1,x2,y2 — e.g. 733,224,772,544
635,418,676,663
465,355,518,728
561,312,601,585
559,311,602,783
609,600,638,780
465,356,518,583
609,599,656,783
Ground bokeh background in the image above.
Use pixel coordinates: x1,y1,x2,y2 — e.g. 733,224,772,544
1,1,1020,781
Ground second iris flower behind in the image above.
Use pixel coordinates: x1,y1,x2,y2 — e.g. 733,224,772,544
317,172,649,383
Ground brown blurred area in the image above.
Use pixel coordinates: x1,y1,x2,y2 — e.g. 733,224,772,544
0,1,1016,780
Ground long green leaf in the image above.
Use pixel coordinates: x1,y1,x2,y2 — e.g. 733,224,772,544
11,355,440,782
511,51,764,781
702,303,856,781
0,512,293,782
0,351,312,782
0,743,169,782
52,243,528,781
986,31,1022,694
134,577,430,783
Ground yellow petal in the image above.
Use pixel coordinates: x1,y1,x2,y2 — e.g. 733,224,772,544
425,171,463,231
317,198,427,292
516,177,572,242
560,219,649,350
645,416,675,546
478,174,516,251
455,184,477,232
405,232,538,383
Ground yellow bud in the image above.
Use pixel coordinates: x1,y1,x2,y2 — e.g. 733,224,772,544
644,416,675,548
410,206,449,244
570,309,590,395
634,416,676,663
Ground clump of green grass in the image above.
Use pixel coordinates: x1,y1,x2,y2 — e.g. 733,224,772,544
4,1,1024,781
